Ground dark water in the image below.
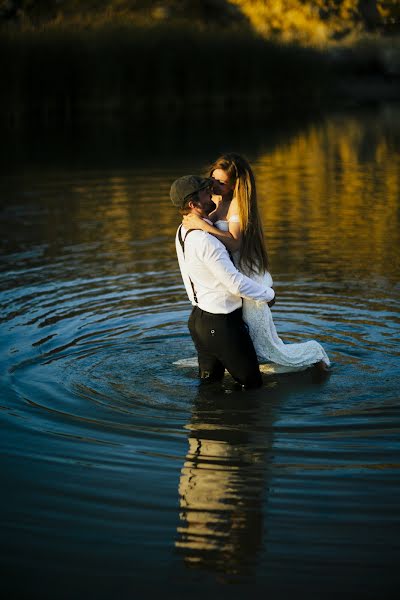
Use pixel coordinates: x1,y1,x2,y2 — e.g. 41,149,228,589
1,105,400,599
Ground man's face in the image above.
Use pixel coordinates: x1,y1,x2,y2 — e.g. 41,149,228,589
193,189,216,216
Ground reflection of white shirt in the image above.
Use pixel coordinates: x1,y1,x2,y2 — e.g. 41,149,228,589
175,226,274,314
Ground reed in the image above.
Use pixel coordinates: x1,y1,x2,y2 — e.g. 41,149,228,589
0,20,398,126
0,21,334,124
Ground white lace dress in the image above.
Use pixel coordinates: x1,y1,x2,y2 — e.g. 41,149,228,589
215,217,330,371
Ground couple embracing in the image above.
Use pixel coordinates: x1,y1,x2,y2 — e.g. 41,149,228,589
171,152,330,390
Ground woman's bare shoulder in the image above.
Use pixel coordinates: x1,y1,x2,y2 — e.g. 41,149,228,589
227,197,239,216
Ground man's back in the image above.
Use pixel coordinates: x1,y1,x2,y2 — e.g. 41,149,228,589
176,225,274,314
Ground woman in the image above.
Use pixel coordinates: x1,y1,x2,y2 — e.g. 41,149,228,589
182,152,330,372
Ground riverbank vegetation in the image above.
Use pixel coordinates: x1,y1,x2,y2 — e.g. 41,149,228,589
1,1,399,125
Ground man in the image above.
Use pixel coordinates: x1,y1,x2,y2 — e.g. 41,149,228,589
171,174,275,389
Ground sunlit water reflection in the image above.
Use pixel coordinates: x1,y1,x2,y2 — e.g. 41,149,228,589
1,105,400,598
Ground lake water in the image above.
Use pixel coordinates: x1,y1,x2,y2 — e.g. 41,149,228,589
1,105,400,599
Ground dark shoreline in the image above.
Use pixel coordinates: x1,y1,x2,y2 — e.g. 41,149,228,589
1,23,399,128
1,99,399,177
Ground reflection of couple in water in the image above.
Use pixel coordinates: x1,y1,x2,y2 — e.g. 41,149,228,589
171,152,330,389
175,389,273,579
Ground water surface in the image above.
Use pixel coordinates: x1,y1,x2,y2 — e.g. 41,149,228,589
1,105,400,598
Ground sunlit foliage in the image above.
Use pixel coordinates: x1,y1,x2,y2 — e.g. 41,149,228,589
228,1,398,43
0,1,398,39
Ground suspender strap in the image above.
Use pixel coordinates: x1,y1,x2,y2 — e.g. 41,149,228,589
178,225,199,304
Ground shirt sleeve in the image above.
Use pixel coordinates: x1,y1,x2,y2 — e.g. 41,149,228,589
197,234,275,303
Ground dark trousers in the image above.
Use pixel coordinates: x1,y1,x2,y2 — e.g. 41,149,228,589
188,305,262,389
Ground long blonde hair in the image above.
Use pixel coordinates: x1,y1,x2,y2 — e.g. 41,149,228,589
208,152,269,275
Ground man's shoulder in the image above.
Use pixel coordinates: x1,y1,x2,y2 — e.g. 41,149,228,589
177,227,214,243
175,226,226,258
185,229,224,250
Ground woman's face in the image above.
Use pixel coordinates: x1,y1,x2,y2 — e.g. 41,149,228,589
211,169,234,197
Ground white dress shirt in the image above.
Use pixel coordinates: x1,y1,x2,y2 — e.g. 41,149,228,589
175,225,275,314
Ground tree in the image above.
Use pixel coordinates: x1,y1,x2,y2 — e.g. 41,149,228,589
227,1,398,42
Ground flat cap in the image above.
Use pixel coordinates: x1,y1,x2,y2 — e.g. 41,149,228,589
170,175,213,208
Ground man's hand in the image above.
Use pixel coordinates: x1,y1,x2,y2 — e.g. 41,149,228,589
182,213,207,230
268,294,276,308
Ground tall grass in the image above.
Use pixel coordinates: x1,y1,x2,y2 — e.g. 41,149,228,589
0,20,398,126
0,21,333,125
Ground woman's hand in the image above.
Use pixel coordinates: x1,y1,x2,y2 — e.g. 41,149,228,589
182,213,208,231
